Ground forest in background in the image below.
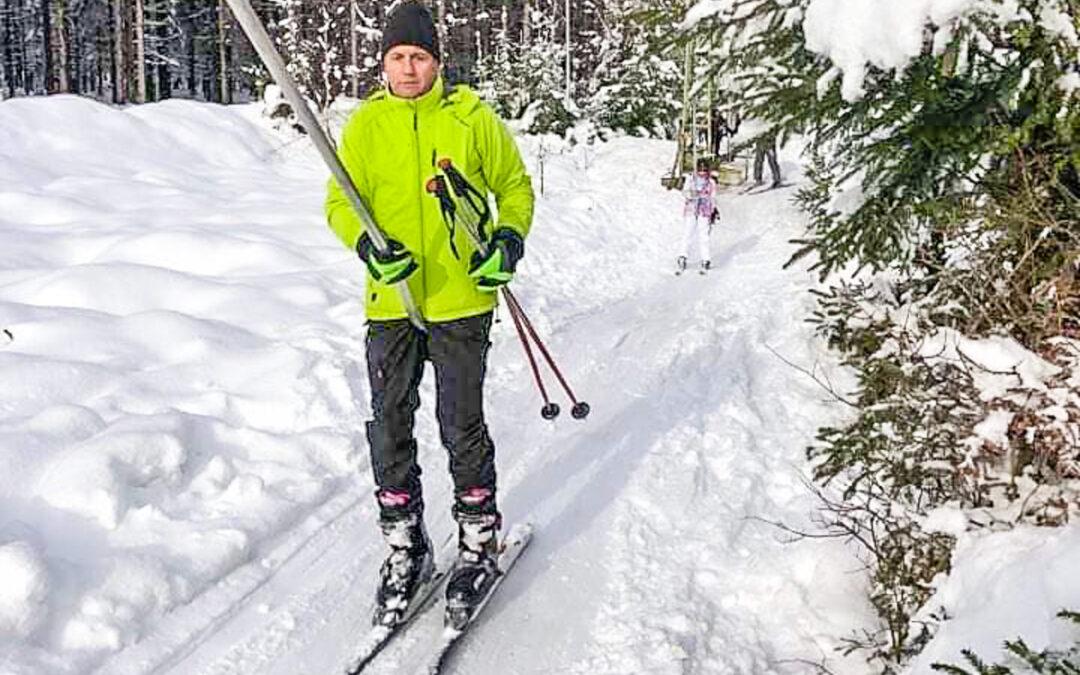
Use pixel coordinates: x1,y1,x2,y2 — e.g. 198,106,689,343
0,0,687,137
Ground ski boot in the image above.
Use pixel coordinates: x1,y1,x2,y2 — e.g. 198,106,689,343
372,511,434,627
675,255,688,275
700,260,711,275
445,510,501,631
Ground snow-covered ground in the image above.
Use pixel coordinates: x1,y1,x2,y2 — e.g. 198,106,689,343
5,93,1070,675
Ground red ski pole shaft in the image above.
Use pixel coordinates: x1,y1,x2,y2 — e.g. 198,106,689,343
432,159,589,419
502,288,590,420
505,289,559,420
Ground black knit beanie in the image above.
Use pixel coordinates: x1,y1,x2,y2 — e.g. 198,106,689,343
381,2,441,61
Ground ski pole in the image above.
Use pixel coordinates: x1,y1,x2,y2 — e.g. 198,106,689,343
501,288,591,420
432,160,591,420
425,176,559,419
223,0,426,332
505,290,560,420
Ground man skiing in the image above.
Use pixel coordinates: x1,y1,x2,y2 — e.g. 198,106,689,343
324,1,534,628
678,158,717,275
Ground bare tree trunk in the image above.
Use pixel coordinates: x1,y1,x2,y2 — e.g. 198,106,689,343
69,0,82,94
564,0,571,101
522,0,531,45
55,0,70,93
1,7,15,96
144,0,156,100
17,4,32,93
41,0,52,92
155,0,171,99
350,0,358,97
112,0,128,102
436,0,446,56
186,9,195,98
97,20,109,97
217,0,229,103
134,0,146,102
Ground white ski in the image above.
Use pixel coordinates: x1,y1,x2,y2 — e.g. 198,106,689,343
342,534,457,675
414,523,534,675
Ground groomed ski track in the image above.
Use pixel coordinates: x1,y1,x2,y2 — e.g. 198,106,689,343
64,129,869,675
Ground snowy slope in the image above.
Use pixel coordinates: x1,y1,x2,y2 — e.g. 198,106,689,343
0,95,872,675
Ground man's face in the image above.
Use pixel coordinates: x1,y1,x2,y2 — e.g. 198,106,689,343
383,45,439,99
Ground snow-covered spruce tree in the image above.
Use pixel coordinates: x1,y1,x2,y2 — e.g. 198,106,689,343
685,0,1079,669
475,2,577,135
269,0,354,111
582,0,683,138
473,0,686,138
689,0,1079,278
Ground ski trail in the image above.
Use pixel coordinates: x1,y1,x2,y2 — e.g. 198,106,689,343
89,136,869,675
92,490,373,675
439,197,865,674
339,194,865,673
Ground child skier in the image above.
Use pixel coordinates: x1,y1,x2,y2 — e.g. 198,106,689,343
678,158,717,275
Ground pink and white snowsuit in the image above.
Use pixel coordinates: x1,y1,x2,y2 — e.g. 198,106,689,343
681,171,716,264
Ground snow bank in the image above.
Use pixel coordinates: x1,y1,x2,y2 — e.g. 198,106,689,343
0,95,359,673
917,328,1061,399
0,95,270,173
908,524,1080,672
0,541,50,641
907,331,1080,672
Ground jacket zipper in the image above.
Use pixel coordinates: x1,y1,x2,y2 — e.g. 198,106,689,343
413,106,427,314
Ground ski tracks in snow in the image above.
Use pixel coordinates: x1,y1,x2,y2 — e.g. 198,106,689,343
548,226,865,673
81,132,872,675
428,173,872,674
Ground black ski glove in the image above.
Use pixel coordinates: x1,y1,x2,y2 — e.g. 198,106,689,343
468,228,524,292
356,232,418,284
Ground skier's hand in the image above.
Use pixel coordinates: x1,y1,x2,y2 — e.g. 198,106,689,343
356,232,418,284
469,228,524,292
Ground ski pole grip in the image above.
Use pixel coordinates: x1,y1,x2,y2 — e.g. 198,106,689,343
438,159,472,199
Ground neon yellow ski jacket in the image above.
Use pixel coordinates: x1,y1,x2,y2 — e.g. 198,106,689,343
325,77,534,322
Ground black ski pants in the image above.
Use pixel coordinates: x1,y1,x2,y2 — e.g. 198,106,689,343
365,312,497,520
